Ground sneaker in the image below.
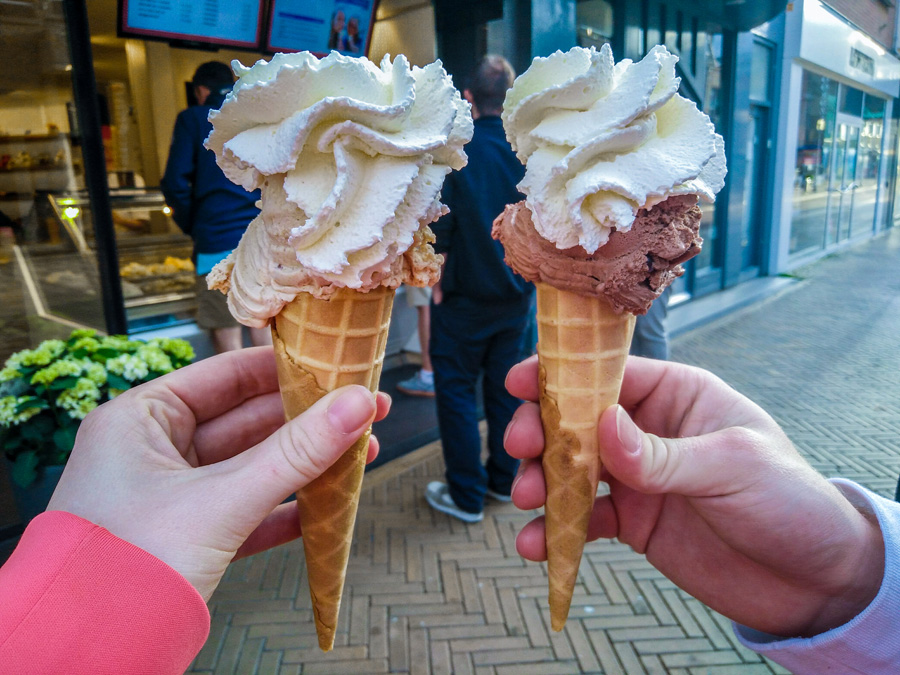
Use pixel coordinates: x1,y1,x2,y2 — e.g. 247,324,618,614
485,487,512,503
425,481,483,523
396,372,435,397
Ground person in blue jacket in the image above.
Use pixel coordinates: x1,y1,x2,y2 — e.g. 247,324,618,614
161,61,270,353
425,55,535,523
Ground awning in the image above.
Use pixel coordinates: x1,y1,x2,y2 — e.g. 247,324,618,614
708,0,790,32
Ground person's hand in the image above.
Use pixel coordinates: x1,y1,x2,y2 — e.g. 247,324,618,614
505,355,884,638
47,346,390,601
432,254,447,305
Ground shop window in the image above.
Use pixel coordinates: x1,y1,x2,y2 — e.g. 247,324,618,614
839,85,863,117
789,71,837,255
0,0,105,362
852,94,885,239
691,30,723,279
576,0,614,49
749,40,772,104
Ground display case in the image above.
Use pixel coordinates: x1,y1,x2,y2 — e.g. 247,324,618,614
0,133,80,224
13,188,197,334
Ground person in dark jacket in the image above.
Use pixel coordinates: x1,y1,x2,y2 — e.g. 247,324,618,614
425,55,535,523
161,61,270,353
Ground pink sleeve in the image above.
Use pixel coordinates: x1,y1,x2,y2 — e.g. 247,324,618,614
0,510,210,675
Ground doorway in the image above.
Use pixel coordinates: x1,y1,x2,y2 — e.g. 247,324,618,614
825,118,860,246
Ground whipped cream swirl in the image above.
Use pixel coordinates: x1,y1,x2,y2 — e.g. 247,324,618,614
502,44,726,253
205,51,472,324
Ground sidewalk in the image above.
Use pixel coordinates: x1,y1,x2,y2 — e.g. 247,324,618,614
188,227,900,675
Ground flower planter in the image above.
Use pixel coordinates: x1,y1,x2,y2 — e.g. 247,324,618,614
6,461,64,525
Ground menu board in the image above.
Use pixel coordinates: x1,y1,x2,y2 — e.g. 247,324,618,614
119,0,265,49
266,0,377,55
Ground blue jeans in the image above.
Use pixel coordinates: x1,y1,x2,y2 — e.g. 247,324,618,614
429,296,532,513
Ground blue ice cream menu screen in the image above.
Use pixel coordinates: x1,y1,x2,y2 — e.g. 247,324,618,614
120,0,264,49
266,0,376,55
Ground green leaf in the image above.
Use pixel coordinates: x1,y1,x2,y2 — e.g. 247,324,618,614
11,451,39,488
15,397,48,414
53,426,77,456
20,414,54,441
2,434,22,451
107,373,131,391
49,376,79,391
95,348,120,359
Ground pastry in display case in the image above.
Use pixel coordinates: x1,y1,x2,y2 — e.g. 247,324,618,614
13,188,199,332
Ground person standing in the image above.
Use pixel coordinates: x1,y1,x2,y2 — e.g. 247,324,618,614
396,286,435,397
630,286,672,360
161,62,271,353
425,55,534,523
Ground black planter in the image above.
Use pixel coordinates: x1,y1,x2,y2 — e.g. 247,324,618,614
6,463,65,525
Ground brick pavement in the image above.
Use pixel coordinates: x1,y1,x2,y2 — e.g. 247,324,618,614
188,227,900,674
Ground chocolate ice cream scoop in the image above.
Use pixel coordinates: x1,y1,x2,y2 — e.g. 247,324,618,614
491,194,702,315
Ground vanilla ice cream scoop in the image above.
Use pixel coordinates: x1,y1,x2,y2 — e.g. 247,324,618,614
205,51,473,327
502,44,725,253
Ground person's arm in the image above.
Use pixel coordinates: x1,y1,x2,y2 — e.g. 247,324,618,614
0,348,390,672
160,111,198,235
504,355,887,670
0,511,209,675
733,478,900,674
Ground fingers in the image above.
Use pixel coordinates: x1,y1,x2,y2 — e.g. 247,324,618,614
505,355,540,402
375,391,392,422
515,495,621,562
504,401,543,459
516,515,547,561
510,458,545,510
191,391,285,465
367,434,380,464
597,404,766,498
233,502,303,560
160,346,280,424
225,385,377,511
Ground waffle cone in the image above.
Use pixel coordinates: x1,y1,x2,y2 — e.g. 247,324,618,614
535,282,635,632
271,285,394,651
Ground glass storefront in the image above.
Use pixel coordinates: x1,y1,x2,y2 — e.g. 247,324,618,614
691,30,725,292
791,70,888,256
577,0,614,49
0,3,101,360
0,0,426,370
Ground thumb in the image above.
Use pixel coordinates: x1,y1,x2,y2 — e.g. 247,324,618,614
229,385,377,511
598,405,747,498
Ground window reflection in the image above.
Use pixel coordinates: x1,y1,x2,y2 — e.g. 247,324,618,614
790,72,836,254
692,32,723,274
790,70,886,255
852,94,884,238
576,0,614,50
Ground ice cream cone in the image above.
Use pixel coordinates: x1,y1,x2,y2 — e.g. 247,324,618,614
271,285,394,651
535,282,635,631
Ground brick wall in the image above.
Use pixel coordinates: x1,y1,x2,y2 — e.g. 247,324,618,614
824,0,897,50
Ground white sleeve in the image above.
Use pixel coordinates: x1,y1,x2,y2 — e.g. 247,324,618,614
733,478,900,674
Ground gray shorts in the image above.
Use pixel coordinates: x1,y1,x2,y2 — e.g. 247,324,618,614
405,285,432,307
195,276,240,330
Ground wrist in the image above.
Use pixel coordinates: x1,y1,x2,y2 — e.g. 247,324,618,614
799,500,884,637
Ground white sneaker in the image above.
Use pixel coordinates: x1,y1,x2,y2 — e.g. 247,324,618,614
485,487,512,503
425,481,483,523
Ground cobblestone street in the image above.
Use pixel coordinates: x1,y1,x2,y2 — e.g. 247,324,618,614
188,227,900,674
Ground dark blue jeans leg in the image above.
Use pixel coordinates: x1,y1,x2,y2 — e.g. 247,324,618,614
482,320,527,495
430,302,488,514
